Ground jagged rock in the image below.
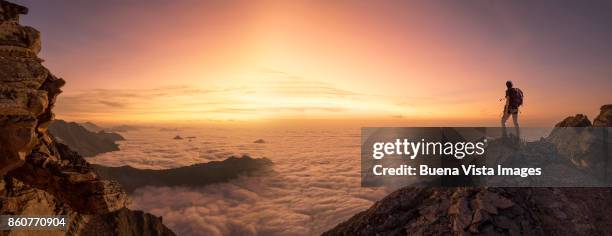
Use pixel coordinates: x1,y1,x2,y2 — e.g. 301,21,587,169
0,1,40,54
78,208,175,236
593,104,612,127
554,114,592,127
0,0,54,177
0,115,36,176
547,107,611,180
327,188,512,235
0,0,27,21
324,187,612,236
7,142,128,214
0,1,174,235
325,107,612,236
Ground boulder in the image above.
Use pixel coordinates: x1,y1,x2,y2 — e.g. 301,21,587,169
547,106,610,180
554,114,592,127
593,104,612,127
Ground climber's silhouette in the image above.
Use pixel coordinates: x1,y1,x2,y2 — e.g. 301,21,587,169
501,81,523,138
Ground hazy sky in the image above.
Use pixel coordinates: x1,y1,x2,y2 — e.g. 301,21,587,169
14,0,612,125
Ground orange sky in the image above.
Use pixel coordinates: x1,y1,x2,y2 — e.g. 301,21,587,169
16,0,612,125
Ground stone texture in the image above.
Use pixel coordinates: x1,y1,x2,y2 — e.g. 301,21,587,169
0,1,174,235
554,114,592,127
324,107,612,236
77,208,175,236
593,104,612,127
324,186,612,236
547,108,611,180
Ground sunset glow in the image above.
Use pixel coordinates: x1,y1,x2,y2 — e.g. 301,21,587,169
3,1,612,235
16,0,612,124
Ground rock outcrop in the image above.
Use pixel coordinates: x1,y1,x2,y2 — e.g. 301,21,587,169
547,106,611,180
0,1,174,235
552,105,612,128
0,0,51,177
325,106,612,236
92,155,273,192
593,104,612,127
77,208,175,236
324,187,612,236
554,114,592,127
48,120,124,157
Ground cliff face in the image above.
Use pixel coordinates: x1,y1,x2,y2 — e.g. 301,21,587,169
324,107,612,236
0,1,174,235
547,105,611,180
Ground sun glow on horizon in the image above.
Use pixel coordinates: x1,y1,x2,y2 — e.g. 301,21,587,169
16,0,610,125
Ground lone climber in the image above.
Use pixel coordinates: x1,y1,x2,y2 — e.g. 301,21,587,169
501,80,523,138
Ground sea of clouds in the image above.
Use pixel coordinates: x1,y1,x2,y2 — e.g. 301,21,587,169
89,125,390,235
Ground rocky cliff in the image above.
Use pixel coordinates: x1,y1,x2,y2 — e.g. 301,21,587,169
324,106,612,236
48,120,124,157
0,1,174,235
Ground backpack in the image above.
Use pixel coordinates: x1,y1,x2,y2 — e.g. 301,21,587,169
509,88,523,107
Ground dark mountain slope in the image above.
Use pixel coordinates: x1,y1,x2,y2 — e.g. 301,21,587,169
92,155,273,192
48,119,124,157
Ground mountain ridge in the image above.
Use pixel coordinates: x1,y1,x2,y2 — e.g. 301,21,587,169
324,105,612,236
92,155,274,192
48,119,124,157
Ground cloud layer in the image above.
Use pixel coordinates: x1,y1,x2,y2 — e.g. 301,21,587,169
88,126,390,235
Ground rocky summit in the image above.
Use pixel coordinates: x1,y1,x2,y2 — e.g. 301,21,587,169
324,107,612,236
0,1,174,235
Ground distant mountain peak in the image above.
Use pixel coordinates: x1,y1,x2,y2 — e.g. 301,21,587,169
48,120,124,157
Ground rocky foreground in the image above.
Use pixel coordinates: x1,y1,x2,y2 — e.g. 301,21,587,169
0,1,174,235
325,105,612,236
